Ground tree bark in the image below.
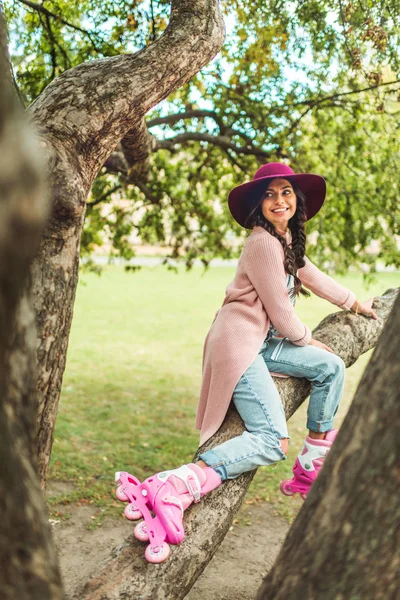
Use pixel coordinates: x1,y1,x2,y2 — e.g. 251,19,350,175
0,9,64,598
256,291,400,600
122,118,157,183
75,289,398,600
26,0,225,488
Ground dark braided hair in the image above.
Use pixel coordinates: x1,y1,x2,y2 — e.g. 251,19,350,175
244,178,310,298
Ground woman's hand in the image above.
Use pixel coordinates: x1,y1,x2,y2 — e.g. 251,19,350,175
351,298,378,320
308,338,335,354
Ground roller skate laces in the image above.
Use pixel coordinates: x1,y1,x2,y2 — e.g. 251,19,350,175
115,463,221,563
280,429,338,500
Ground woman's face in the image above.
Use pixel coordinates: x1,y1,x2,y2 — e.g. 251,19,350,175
261,178,297,232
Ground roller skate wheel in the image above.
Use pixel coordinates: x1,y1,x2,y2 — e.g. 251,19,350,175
134,521,149,541
124,503,142,521
300,492,308,501
116,485,129,502
145,542,170,564
280,480,295,496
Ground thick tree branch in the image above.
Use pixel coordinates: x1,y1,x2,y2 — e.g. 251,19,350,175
156,131,270,156
147,109,259,148
0,10,63,596
28,0,225,190
121,118,157,183
29,1,225,489
104,146,129,175
147,109,226,131
257,291,400,599
77,289,398,600
105,110,266,183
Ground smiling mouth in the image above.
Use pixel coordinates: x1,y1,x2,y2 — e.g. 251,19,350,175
271,207,289,214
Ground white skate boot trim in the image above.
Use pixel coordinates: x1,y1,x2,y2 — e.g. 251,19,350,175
298,442,329,471
157,465,201,502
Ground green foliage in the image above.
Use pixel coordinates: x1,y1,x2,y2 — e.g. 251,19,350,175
293,99,400,274
5,0,400,271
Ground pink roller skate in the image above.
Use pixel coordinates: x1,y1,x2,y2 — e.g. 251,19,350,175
115,463,221,563
280,429,338,500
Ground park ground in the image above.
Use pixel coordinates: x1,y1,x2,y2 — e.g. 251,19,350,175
49,480,289,599
47,266,398,597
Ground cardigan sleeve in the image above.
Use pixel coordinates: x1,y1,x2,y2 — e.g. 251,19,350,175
245,235,311,346
299,256,356,309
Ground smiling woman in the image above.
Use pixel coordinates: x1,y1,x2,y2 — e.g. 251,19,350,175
115,161,378,565
242,168,313,300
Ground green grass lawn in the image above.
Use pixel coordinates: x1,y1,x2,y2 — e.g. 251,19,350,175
48,266,399,525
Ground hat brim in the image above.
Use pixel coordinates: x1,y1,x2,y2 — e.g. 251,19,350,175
228,173,326,228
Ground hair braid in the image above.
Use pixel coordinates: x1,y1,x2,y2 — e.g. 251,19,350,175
244,178,310,298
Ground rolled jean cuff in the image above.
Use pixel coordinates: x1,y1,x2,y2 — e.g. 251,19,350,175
307,418,335,433
199,449,228,481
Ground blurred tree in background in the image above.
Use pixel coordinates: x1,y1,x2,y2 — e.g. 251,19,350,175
5,0,400,272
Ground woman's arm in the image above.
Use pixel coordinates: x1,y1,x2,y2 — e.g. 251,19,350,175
349,298,379,319
245,235,311,346
298,256,356,309
299,257,378,319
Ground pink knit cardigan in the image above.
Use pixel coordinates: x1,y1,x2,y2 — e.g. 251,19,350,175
196,226,356,446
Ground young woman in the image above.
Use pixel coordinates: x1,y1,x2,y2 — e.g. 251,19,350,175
115,162,377,563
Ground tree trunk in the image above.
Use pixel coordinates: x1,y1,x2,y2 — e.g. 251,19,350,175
256,290,400,600
75,289,398,600
0,10,64,598
26,0,225,488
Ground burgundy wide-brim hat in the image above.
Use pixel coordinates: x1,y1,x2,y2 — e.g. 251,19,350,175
228,162,326,228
